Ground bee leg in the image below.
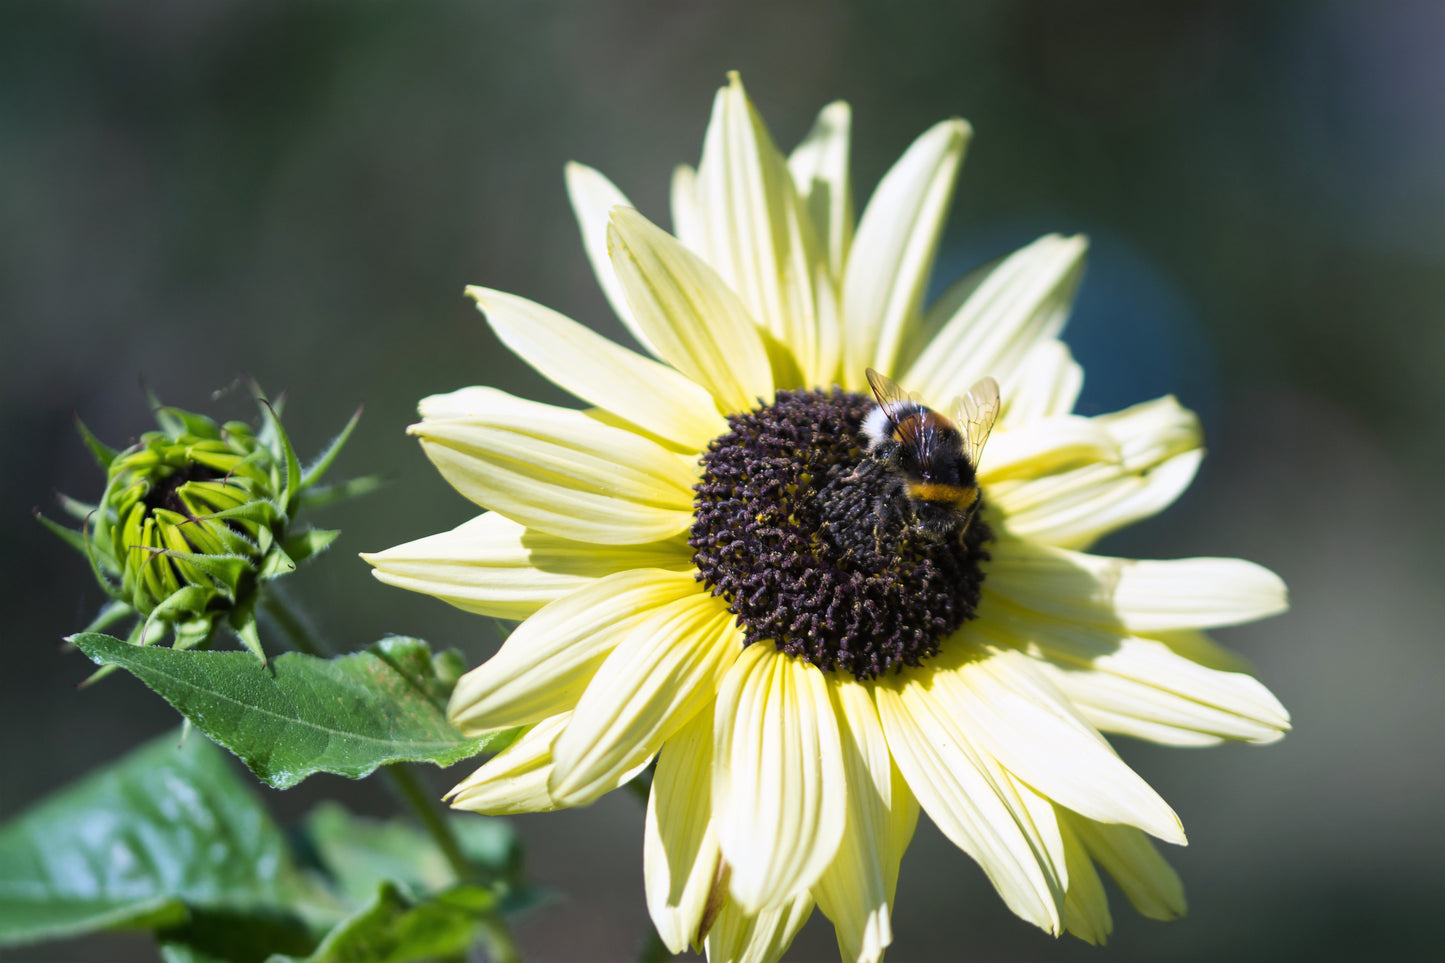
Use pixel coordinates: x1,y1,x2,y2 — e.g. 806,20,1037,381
871,493,895,554
842,456,878,485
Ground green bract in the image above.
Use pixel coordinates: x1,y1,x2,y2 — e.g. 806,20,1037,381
40,387,373,661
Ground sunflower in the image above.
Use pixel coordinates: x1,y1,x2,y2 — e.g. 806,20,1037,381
365,73,1289,963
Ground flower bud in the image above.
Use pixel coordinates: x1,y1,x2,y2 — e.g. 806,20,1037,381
40,387,374,660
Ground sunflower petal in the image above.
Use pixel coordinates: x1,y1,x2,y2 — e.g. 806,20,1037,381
930,640,1186,844
411,387,696,545
1069,815,1187,921
706,890,814,963
842,118,971,385
904,233,1087,406
874,674,1065,934
446,713,653,815
607,206,775,414
645,703,722,954
671,164,705,251
549,592,741,806
996,451,1203,551
693,73,822,383
362,512,691,621
813,679,914,963
788,99,854,281
986,538,1289,632
987,599,1290,746
446,715,571,815
1058,809,1113,945
467,285,725,451
1002,339,1085,424
714,645,847,914
447,568,701,733
977,416,1119,484
988,396,1203,549
564,161,655,352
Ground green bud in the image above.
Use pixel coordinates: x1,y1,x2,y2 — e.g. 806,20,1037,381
40,386,377,661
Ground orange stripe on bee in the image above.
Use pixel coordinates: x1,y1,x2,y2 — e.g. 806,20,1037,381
891,410,954,443
906,482,978,506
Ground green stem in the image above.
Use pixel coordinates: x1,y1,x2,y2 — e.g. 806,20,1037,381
260,588,520,962
384,763,475,883
260,588,328,656
479,914,523,963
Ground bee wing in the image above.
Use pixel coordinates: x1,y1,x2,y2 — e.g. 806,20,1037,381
955,376,1001,468
865,368,914,424
867,367,947,456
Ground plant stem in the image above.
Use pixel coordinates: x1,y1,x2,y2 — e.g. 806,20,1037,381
385,762,475,883
479,914,523,963
260,588,520,962
260,588,328,656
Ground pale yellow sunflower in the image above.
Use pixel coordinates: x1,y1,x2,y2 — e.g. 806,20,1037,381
364,73,1289,963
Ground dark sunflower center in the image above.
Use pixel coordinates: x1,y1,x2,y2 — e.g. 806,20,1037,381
142,463,221,516
689,388,991,681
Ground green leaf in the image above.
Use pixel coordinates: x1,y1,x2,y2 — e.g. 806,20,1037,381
0,732,314,949
303,804,522,907
265,881,496,963
158,908,319,963
72,634,509,789
305,805,457,906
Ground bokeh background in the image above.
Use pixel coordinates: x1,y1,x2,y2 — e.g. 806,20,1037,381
4,2,1442,960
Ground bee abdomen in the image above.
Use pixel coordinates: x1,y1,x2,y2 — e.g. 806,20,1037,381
905,481,978,508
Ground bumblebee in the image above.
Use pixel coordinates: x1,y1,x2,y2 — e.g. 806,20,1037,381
860,367,1000,542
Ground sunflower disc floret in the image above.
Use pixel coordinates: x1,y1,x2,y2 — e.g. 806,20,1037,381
691,388,991,680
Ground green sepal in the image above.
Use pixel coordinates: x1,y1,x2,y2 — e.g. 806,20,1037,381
231,602,267,663
73,414,120,467
34,509,90,555
173,617,216,651
162,550,254,586
157,404,224,440
259,544,298,580
296,475,384,512
145,382,181,435
83,598,135,635
77,662,121,687
222,413,256,434
260,398,303,513
144,585,220,642
56,492,99,522
71,634,512,788
300,406,363,492
282,528,340,567
198,500,282,528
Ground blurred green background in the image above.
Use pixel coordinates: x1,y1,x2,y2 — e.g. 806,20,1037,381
4,1,1441,960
